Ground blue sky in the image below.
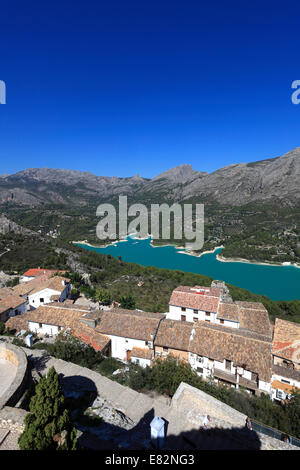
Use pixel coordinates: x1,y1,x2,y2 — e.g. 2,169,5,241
1,0,300,178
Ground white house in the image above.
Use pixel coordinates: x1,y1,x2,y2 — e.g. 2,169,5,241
167,285,222,323
28,276,71,309
97,308,163,366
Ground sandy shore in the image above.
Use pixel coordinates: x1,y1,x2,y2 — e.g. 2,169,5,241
216,254,300,269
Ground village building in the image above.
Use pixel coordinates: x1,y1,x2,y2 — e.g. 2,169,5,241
20,268,67,283
0,293,27,323
154,318,272,395
96,308,164,367
167,285,222,323
271,318,300,401
6,304,112,356
27,276,71,309
168,285,273,339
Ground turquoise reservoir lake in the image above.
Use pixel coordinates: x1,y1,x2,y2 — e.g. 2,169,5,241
76,237,300,301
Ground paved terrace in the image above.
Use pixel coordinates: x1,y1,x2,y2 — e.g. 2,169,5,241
21,347,297,451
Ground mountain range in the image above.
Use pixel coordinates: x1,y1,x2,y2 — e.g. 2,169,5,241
0,147,299,207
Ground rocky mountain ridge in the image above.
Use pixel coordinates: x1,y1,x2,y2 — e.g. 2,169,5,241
0,147,299,207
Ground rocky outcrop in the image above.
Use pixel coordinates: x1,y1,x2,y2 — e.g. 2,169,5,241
0,214,39,237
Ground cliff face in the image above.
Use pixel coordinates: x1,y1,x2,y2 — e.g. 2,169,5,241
0,214,39,236
0,147,299,207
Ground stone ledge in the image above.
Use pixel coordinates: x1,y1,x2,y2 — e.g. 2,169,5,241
0,343,29,409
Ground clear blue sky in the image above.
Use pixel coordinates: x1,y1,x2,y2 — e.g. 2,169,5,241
1,0,300,178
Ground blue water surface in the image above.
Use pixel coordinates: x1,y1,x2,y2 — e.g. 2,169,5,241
76,237,300,301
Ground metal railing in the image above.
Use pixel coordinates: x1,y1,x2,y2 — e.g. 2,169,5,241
251,419,300,448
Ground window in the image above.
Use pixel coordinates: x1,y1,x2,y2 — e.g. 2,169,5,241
181,315,186,321
40,298,44,303
39,323,42,328
220,319,224,324
193,309,198,314
225,359,231,371
197,367,203,374
205,312,210,316
205,319,210,323
193,317,198,322
281,379,290,384
181,307,186,312
163,347,169,352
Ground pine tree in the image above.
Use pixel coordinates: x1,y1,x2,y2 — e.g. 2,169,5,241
18,366,77,450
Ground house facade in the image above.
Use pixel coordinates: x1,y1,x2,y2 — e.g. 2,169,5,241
96,308,163,366
271,318,300,401
0,294,27,323
28,276,70,309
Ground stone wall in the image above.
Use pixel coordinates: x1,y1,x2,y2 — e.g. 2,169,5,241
171,382,299,450
0,342,28,409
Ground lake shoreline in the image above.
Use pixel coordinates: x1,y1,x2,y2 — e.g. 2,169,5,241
73,238,300,269
216,253,300,269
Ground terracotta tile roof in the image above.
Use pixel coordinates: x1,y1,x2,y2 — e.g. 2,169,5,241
72,324,111,352
217,301,272,337
0,287,14,297
96,308,163,341
9,305,83,329
6,314,29,332
154,319,193,351
235,301,266,310
6,304,111,353
28,276,70,296
130,347,153,360
272,364,300,382
238,304,272,338
272,318,300,364
0,293,26,313
23,269,67,277
217,303,239,322
11,275,51,296
169,286,220,312
271,380,296,394
190,323,272,382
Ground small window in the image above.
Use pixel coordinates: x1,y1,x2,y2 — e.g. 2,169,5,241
40,298,44,303
281,379,290,384
205,319,210,323
163,347,168,352
220,319,224,324
181,315,186,322
39,323,42,328
193,309,198,314
193,317,198,322
197,367,203,374
205,312,210,316
181,307,186,312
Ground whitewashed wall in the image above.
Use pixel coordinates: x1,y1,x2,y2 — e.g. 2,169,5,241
28,285,70,309
108,335,150,362
28,321,60,336
167,305,217,323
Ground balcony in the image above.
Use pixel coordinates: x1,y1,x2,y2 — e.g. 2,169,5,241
239,376,258,391
213,368,237,385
